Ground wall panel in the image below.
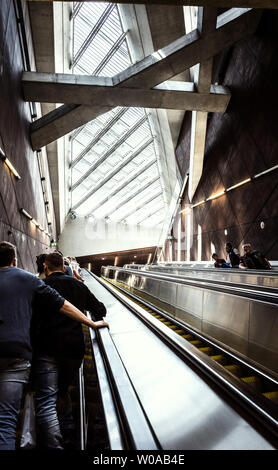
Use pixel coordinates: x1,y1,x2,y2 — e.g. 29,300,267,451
174,10,278,262
0,0,55,273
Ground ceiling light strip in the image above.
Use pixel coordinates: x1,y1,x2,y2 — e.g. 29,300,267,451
19,208,50,236
0,147,21,180
181,164,278,213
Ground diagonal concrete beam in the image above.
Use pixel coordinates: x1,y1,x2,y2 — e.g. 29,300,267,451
30,8,262,150
22,72,231,112
188,7,218,202
26,1,278,9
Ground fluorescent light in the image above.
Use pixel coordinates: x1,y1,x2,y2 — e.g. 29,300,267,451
31,218,40,228
0,149,21,180
226,178,251,191
192,200,206,208
206,190,226,201
253,164,278,179
19,208,33,220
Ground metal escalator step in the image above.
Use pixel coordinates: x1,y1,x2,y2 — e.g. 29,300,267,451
199,347,214,355
263,391,278,403
175,329,185,334
241,376,262,392
210,355,227,365
168,325,179,329
181,334,193,339
189,340,202,346
224,364,242,377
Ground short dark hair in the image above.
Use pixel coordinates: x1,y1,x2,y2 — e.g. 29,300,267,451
226,242,232,249
36,253,46,274
0,241,16,267
45,252,64,271
212,253,218,259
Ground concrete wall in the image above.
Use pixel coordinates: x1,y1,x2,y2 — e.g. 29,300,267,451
0,0,56,273
58,216,162,258
170,10,278,263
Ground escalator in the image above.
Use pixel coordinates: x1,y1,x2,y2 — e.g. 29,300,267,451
75,270,278,450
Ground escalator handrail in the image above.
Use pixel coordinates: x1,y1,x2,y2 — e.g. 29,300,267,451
84,271,159,450
97,274,278,443
102,266,278,305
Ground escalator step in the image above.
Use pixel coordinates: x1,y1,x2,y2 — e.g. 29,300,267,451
210,355,227,365
263,391,278,403
241,376,262,392
181,334,193,339
199,347,214,355
224,364,242,377
189,340,202,346
175,329,185,334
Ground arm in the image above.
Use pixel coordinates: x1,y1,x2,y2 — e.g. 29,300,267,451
60,300,109,330
73,269,84,281
86,289,107,320
239,262,248,270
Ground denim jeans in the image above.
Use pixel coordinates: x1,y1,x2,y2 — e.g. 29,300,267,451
57,357,81,436
32,356,63,449
0,358,31,450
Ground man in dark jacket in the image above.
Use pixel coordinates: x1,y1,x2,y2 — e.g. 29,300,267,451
225,242,240,268
32,252,107,447
239,244,272,270
0,241,108,450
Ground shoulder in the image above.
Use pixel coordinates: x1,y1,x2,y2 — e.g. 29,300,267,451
14,267,42,283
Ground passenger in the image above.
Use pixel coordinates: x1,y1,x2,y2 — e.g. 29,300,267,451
0,241,108,450
68,256,84,281
225,242,240,268
31,252,107,448
239,244,272,270
212,253,231,268
36,253,47,279
63,257,74,277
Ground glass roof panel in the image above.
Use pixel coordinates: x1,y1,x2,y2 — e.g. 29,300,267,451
70,2,166,225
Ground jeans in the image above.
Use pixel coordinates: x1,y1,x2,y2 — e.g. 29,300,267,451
32,356,63,449
0,358,31,450
57,358,81,437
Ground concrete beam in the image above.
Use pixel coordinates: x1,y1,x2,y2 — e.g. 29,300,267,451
22,72,231,112
30,8,261,150
188,7,218,201
26,1,278,9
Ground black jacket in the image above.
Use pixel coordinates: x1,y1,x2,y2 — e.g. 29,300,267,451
32,272,106,361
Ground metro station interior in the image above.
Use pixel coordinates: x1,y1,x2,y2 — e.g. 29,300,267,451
0,0,277,452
